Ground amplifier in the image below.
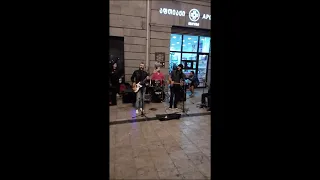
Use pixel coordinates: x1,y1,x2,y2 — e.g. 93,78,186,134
122,88,135,104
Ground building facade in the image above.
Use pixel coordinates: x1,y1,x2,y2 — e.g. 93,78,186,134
109,0,211,86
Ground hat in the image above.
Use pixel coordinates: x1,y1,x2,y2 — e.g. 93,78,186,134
178,64,184,69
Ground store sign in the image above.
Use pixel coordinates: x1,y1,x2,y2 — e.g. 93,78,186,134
159,8,211,27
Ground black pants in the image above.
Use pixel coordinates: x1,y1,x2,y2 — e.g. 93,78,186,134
169,85,181,108
201,93,211,107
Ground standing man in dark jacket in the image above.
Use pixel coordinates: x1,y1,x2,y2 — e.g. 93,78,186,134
131,62,149,115
168,64,186,110
110,62,120,96
201,83,212,111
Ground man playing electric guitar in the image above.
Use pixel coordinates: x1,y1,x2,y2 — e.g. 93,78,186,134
168,64,186,110
131,62,150,114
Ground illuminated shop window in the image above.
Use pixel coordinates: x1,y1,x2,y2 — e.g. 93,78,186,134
170,34,182,52
182,53,197,61
182,35,198,52
199,36,211,53
169,33,211,87
169,52,181,73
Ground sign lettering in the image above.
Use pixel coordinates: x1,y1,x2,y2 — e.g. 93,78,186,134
159,8,211,27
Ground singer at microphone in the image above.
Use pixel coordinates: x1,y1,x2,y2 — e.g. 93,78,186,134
168,64,186,110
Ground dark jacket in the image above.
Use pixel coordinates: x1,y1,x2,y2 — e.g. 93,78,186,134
170,70,185,83
131,70,149,84
110,69,119,86
189,74,199,85
208,83,212,94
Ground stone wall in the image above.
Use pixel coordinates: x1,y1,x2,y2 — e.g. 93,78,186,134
109,0,211,83
109,0,147,82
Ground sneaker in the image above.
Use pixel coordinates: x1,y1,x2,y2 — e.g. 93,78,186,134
140,108,144,114
136,109,139,114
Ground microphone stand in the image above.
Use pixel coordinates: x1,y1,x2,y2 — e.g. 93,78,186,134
140,70,151,120
181,80,189,116
140,87,147,120
132,76,149,121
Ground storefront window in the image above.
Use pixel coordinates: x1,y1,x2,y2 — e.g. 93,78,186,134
182,35,198,52
169,33,211,87
182,53,197,61
170,34,182,52
199,36,211,53
169,52,181,73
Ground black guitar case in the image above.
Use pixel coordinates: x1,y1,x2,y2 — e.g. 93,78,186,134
156,113,181,121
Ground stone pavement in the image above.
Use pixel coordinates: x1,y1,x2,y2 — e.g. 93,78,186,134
110,88,210,123
110,115,211,179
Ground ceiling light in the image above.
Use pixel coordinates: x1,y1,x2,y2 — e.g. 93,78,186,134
172,44,175,45
201,39,204,41
188,43,191,44
194,41,197,43
177,42,179,44
188,38,191,40
173,36,176,38
182,45,185,46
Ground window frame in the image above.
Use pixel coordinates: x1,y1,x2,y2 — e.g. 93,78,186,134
169,34,210,87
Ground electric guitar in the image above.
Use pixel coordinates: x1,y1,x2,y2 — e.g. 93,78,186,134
168,80,184,87
133,77,149,93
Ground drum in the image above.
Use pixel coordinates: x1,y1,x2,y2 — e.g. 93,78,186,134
152,87,164,103
155,80,161,87
151,79,164,87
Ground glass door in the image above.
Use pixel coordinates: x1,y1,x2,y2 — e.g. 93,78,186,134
196,54,209,87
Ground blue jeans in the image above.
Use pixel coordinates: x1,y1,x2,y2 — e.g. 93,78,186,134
135,87,146,109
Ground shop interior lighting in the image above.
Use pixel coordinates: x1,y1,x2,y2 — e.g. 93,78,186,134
188,38,191,40
173,36,176,38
